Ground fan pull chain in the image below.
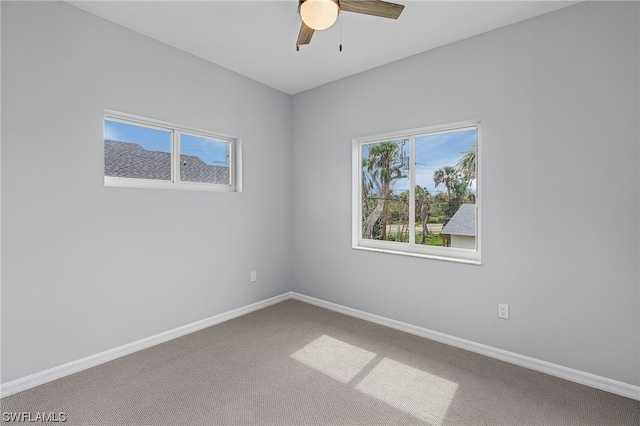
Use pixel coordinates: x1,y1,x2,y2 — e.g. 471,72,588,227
339,12,343,52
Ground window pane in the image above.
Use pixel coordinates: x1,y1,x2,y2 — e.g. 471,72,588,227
362,139,409,242
179,134,230,184
415,128,477,248
104,119,171,180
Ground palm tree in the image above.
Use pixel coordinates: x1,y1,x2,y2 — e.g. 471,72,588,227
457,146,476,184
448,180,470,217
433,166,459,200
415,185,431,243
362,141,406,240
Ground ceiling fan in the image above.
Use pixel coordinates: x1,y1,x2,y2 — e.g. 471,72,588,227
296,0,405,51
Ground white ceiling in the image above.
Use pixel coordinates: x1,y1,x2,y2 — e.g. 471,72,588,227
66,0,580,95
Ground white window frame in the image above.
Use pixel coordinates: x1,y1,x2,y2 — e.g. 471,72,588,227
104,110,239,192
352,120,481,265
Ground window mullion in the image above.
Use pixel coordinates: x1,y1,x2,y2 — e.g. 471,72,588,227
172,130,180,183
408,136,416,245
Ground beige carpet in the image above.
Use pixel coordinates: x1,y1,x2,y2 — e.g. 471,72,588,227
1,300,639,425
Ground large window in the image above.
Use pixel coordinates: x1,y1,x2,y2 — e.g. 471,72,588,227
353,122,480,264
104,111,237,191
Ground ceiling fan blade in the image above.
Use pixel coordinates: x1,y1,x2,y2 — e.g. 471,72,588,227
297,22,315,47
339,0,405,19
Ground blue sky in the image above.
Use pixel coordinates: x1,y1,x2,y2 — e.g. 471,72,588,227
414,128,476,194
104,119,228,166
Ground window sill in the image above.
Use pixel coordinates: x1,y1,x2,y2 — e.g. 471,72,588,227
353,244,481,266
104,176,234,192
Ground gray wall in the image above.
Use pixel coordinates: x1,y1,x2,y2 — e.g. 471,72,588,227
1,1,292,383
291,1,639,386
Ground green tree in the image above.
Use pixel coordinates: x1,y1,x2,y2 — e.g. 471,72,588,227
447,180,470,216
415,185,431,244
362,141,406,240
433,165,459,200
457,146,476,184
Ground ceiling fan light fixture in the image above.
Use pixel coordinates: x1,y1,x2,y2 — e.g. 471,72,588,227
300,0,339,31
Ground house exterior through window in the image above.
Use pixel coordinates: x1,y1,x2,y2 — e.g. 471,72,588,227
104,111,237,192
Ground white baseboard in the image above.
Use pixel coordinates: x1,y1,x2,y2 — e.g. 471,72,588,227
291,292,640,401
3,291,638,401
0,293,290,398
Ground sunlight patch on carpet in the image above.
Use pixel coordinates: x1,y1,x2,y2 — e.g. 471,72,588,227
290,335,377,383
356,358,458,424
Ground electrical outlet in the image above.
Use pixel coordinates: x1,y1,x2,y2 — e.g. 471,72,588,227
251,271,257,282
498,303,509,319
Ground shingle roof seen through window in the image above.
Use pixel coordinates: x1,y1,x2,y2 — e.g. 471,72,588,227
105,140,229,184
441,203,476,236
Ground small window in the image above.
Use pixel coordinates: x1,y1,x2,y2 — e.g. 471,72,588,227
353,122,480,264
104,111,236,191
